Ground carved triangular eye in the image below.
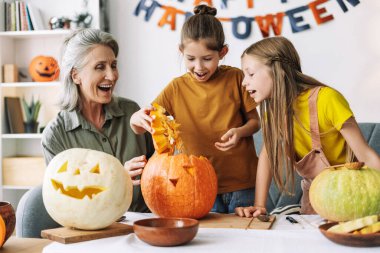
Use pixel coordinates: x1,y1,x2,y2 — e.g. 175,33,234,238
57,161,68,173
73,168,81,175
183,165,195,176
90,164,100,174
169,178,179,187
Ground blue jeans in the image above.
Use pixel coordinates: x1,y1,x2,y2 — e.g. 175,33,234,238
211,188,255,213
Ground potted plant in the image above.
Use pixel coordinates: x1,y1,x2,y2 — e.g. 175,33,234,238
21,96,41,133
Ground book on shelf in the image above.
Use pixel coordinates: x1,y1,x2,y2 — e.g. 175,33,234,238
4,96,25,134
10,1,16,31
0,0,5,32
5,1,12,31
25,2,34,30
1,0,45,31
15,1,20,31
26,2,45,30
19,1,28,31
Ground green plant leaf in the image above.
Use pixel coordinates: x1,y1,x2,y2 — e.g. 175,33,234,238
21,96,41,122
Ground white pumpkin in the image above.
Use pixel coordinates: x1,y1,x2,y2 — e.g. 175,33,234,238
42,148,133,230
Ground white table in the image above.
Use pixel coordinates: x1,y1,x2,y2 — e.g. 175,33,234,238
43,212,378,253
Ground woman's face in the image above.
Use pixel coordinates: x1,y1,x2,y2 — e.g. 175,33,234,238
181,39,227,82
72,45,118,106
241,54,273,103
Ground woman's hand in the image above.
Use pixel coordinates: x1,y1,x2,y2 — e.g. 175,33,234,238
130,106,154,134
215,128,241,151
124,155,147,185
235,206,267,218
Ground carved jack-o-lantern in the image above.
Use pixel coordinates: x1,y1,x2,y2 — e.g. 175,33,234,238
142,153,218,219
42,148,133,230
141,104,218,219
29,55,60,82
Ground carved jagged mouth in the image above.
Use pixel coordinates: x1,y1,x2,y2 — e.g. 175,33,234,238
51,179,106,199
36,70,56,77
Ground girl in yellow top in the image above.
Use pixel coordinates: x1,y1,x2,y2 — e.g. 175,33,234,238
130,5,260,213
235,36,380,217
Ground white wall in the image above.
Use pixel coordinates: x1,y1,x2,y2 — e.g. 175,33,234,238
109,0,380,122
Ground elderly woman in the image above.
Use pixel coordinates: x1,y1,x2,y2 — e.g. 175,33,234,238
16,29,154,237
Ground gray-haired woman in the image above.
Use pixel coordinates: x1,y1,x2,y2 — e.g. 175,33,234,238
16,29,154,237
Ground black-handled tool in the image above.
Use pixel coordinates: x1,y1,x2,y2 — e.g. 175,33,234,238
286,216,305,228
286,216,299,224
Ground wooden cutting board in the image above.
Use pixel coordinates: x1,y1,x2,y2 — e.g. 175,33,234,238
199,213,276,230
41,222,133,244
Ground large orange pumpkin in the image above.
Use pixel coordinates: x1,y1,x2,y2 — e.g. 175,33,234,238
29,55,60,82
141,104,217,219
142,153,217,219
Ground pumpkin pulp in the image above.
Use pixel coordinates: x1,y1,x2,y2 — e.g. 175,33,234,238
150,103,183,155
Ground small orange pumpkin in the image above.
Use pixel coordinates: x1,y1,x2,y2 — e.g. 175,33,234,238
141,104,217,219
29,55,60,82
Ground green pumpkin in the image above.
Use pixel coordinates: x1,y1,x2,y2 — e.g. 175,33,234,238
310,166,380,222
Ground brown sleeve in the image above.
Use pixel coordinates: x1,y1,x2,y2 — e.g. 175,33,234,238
152,80,175,116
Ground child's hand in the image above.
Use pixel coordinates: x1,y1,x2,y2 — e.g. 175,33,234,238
124,155,147,185
130,106,154,134
235,206,267,218
215,128,241,151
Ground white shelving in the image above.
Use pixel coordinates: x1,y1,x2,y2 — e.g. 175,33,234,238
3,185,34,190
2,134,43,139
0,0,104,209
0,30,71,38
1,81,60,88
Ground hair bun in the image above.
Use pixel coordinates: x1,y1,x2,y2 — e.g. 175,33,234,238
194,5,217,16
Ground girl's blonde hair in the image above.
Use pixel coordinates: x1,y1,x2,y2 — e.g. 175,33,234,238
180,5,225,52
242,36,326,193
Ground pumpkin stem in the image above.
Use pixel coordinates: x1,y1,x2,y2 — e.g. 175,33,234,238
328,162,364,170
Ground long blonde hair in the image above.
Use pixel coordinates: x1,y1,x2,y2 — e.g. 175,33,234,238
242,36,326,193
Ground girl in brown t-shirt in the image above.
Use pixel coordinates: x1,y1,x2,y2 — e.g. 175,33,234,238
130,5,261,213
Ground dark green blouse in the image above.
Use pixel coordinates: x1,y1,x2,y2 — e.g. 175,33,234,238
41,96,154,212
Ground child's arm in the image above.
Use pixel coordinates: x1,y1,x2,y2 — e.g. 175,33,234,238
235,145,272,217
124,155,147,185
215,109,260,151
340,117,380,169
130,106,154,134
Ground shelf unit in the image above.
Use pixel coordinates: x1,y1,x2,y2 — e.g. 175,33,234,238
0,0,104,209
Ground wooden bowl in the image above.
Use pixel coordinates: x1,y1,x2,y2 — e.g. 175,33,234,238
319,222,380,247
133,218,199,247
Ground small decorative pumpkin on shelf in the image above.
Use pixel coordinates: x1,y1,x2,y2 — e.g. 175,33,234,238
0,202,15,248
310,162,380,222
141,103,218,219
29,55,60,82
42,148,133,230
